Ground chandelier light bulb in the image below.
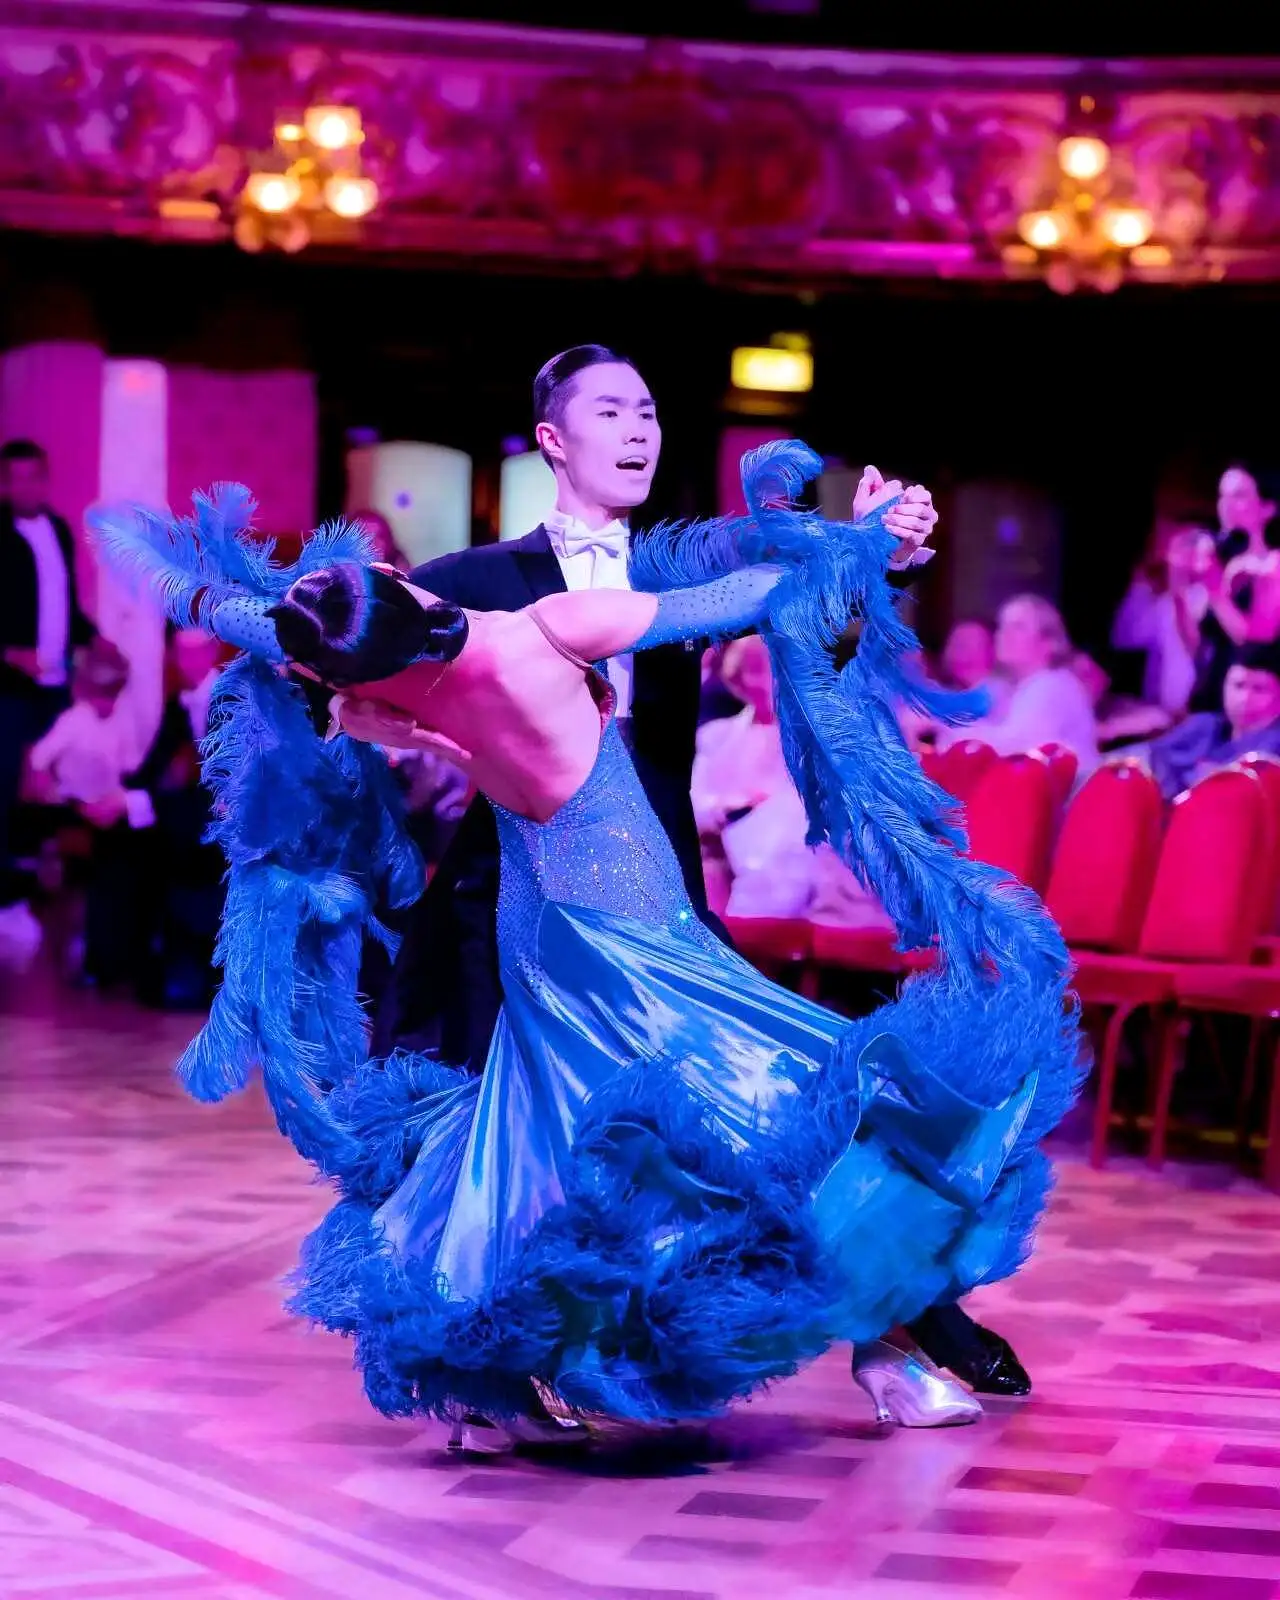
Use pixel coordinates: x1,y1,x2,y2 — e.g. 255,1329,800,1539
1058,135,1110,182
1101,206,1154,250
323,175,379,219
1018,210,1065,251
244,170,301,214
305,105,363,152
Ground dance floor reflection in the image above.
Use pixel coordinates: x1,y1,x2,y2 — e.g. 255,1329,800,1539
4,993,1280,1600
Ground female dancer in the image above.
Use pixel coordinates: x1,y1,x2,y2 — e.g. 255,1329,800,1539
90,443,1083,1450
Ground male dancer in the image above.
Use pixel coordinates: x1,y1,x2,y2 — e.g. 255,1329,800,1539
349,344,1029,1399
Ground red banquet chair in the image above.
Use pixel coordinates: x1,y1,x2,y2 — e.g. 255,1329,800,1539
1046,759,1164,957
805,919,931,989
921,739,997,803
1031,742,1080,813
965,755,1056,895
1072,765,1272,1167
1161,754,1280,1187
724,915,812,979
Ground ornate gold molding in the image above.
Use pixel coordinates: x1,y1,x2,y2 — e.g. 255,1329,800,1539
2,3,1278,282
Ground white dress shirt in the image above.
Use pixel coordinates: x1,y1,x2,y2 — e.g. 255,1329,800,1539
938,665,1100,778
29,702,134,804
15,513,70,687
543,510,634,717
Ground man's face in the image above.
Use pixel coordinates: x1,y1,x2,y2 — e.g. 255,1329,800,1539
537,362,661,513
1223,664,1280,736
1,456,48,518
1217,468,1274,540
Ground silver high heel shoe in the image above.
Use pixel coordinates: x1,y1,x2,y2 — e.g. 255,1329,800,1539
852,1339,983,1428
447,1407,592,1455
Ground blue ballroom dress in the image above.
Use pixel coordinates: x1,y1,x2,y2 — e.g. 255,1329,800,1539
291,634,1069,1424
87,447,1085,1428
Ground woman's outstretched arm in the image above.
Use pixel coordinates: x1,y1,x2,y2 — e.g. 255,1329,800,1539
531,566,784,663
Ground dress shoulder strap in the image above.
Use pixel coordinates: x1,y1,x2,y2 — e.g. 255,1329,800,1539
528,605,593,674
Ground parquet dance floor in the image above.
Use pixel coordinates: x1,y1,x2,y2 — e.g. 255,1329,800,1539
3,993,1280,1600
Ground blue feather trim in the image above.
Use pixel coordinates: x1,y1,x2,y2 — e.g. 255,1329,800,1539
633,439,1087,1188
288,1030,1033,1423
90,490,424,1175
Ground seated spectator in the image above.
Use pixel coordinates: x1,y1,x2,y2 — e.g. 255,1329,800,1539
692,636,813,918
936,594,1099,777
1141,642,1280,800
938,617,999,696
1070,651,1172,749
27,639,132,807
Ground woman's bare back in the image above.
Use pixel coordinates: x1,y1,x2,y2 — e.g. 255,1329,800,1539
355,608,614,824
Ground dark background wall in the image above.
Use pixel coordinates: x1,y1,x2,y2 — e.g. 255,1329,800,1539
1,229,1274,654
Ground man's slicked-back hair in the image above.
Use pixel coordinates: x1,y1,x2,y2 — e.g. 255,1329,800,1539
532,344,632,432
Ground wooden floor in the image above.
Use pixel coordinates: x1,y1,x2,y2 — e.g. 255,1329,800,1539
3,989,1280,1600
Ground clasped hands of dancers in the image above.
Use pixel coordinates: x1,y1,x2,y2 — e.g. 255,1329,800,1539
91,419,1081,1458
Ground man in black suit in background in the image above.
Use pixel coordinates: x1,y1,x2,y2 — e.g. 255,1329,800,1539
346,345,1029,1399
0,438,95,966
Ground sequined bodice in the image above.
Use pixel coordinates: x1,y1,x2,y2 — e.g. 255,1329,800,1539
493,717,711,970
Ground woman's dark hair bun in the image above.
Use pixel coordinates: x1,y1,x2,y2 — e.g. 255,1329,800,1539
268,563,468,688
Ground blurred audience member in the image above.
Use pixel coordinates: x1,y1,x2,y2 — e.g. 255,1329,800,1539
938,617,998,695
0,439,96,968
1071,650,1172,748
698,644,745,727
692,636,812,918
1217,463,1277,572
27,640,132,807
394,748,470,867
936,595,1099,776
1142,643,1280,801
351,509,407,569
1112,522,1216,716
1186,467,1280,709
76,628,223,1001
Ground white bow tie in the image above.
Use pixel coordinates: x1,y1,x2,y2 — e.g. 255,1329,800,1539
546,516,630,561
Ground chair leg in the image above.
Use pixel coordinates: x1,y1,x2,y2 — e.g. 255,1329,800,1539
1090,1004,1134,1169
1236,1017,1264,1159
1148,1007,1185,1170
1263,1030,1280,1193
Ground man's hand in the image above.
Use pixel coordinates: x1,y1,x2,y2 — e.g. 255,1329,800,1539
4,647,41,680
338,695,473,765
853,466,939,568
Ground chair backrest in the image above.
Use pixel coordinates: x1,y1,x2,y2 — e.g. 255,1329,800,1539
923,739,998,803
1030,742,1080,812
1044,759,1163,951
1138,765,1272,964
966,755,1056,893
1234,752,1280,937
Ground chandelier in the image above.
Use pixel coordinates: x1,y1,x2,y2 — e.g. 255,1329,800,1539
1002,95,1171,293
233,104,378,254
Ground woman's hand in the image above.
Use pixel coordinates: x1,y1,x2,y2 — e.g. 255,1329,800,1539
853,467,938,566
